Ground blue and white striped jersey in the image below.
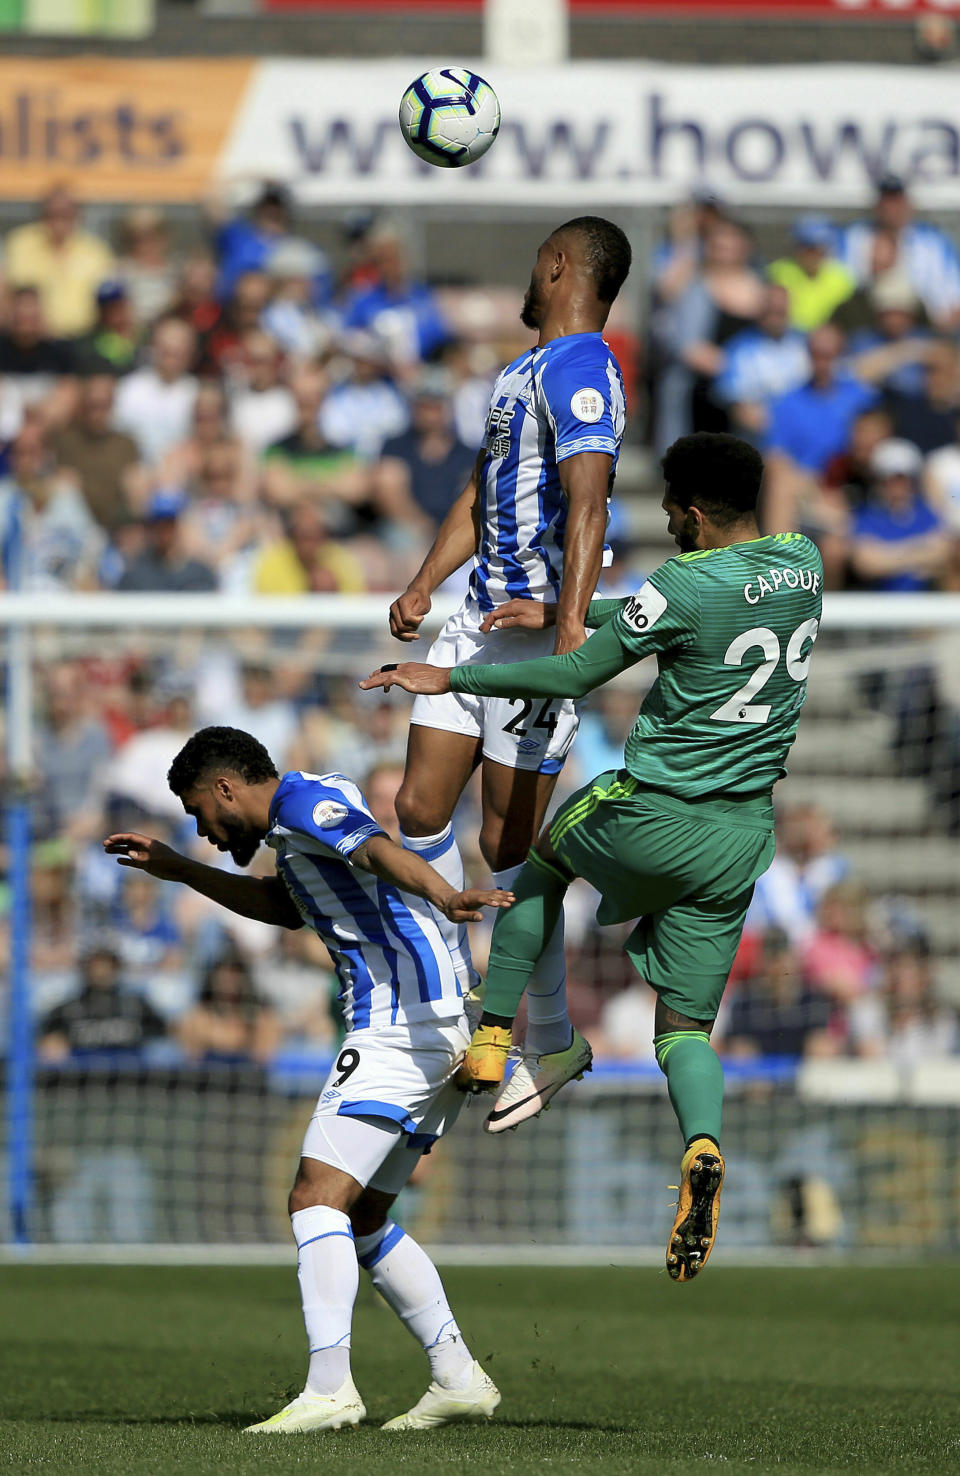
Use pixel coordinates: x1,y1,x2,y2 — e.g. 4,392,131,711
469,331,626,614
266,771,462,1031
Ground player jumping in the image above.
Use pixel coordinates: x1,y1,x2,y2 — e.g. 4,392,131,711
104,727,513,1433
362,433,823,1282
387,215,631,1133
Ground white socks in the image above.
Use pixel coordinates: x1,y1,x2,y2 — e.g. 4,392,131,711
402,825,476,992
291,1204,358,1396
492,862,571,1057
355,1220,475,1390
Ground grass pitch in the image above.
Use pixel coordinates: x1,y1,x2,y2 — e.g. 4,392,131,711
1,1264,958,1474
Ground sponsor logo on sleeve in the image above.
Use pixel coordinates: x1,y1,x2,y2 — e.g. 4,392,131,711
570,387,605,424
621,582,668,633
313,800,349,829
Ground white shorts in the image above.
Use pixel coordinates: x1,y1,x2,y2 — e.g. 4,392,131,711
300,1018,469,1191
411,598,580,774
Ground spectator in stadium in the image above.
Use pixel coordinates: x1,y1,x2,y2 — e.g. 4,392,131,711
654,218,765,451
177,950,282,1065
362,759,408,842
766,324,878,478
262,238,336,360
101,685,197,831
767,216,856,332
202,660,300,772
340,222,450,368
115,491,217,593
847,941,958,1064
3,185,115,339
250,498,366,595
113,318,199,467
203,270,272,379
849,438,950,592
159,381,256,504
178,440,260,582
115,206,179,329
0,286,77,424
72,281,140,378
836,173,960,328
38,946,166,1060
592,973,658,1061
210,181,311,301
35,661,113,840
822,406,895,512
749,804,850,946
886,337,960,454
846,276,934,399
650,186,729,305
261,367,368,518
924,410,960,579
50,376,141,531
320,331,409,459
831,227,901,337
109,869,184,982
712,283,810,441
228,330,298,456
720,928,833,1059
0,418,104,590
803,881,878,1012
169,251,223,367
372,367,477,535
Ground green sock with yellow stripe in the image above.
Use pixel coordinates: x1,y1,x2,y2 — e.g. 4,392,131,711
482,849,570,1022
654,1031,723,1146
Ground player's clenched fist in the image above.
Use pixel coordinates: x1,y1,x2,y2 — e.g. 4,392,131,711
360,663,452,695
389,587,432,642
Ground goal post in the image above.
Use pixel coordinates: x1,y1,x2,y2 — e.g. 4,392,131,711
3,591,960,1258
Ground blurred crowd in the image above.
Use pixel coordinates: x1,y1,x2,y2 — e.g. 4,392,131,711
650,175,960,591
0,179,958,1073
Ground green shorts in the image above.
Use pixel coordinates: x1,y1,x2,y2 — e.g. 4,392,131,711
548,770,775,1023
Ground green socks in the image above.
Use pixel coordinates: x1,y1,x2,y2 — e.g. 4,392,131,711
654,1031,723,1146
482,850,569,1022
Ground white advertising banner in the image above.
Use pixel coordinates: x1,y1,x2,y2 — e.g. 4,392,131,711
219,60,960,208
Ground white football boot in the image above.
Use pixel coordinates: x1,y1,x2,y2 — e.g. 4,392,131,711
381,1361,501,1431
483,1027,593,1134
243,1376,366,1434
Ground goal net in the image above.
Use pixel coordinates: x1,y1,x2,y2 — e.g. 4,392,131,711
3,593,960,1258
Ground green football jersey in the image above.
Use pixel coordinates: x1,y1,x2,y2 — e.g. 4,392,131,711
610,532,823,800
449,531,823,805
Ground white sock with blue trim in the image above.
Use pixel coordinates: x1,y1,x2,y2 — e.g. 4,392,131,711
493,862,571,1056
401,825,476,991
355,1219,474,1389
291,1204,358,1395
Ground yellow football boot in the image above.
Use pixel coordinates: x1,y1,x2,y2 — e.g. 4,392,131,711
666,1138,725,1283
456,1024,513,1094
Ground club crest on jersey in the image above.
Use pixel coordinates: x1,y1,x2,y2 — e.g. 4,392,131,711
486,404,515,458
570,387,604,424
621,582,668,633
313,800,349,829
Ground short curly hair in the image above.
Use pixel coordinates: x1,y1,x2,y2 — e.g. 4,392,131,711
661,433,764,526
554,216,632,305
167,726,278,796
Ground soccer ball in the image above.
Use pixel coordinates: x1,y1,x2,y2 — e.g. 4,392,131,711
398,68,500,169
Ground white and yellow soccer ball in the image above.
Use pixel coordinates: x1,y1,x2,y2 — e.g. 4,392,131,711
398,68,500,169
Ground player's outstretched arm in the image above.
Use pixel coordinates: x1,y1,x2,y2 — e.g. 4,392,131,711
361,615,638,703
479,594,627,634
389,450,484,642
103,832,304,929
352,833,514,923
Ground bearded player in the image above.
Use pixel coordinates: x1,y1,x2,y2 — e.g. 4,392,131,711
363,433,823,1283
387,215,631,1133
